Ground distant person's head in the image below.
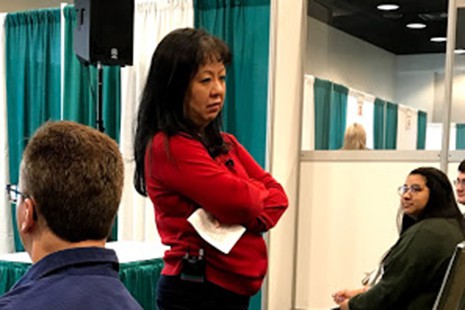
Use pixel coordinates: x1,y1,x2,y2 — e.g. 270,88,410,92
342,123,367,150
398,167,465,233
15,121,124,261
455,160,465,204
134,27,232,195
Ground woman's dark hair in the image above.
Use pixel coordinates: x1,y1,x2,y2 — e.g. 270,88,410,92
400,167,465,234
134,28,232,196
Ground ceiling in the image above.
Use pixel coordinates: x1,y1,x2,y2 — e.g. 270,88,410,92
308,0,450,55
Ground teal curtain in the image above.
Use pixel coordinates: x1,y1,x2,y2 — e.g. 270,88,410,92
119,259,164,310
456,124,465,150
194,1,269,308
416,111,427,150
385,102,398,150
63,5,120,240
313,78,332,150
373,98,385,149
194,0,269,167
0,261,31,293
312,79,347,150
329,83,348,150
6,9,62,252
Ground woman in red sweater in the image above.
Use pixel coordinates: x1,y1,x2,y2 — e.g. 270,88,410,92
133,28,288,310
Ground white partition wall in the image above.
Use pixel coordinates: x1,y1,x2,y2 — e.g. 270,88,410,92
266,0,305,309
301,75,315,151
396,105,419,150
346,89,375,149
426,123,457,150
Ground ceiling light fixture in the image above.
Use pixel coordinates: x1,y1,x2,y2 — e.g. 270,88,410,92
406,23,427,29
430,37,447,42
377,4,400,11
454,49,465,54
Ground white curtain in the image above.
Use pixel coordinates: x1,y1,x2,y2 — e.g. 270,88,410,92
118,0,194,242
425,123,457,150
302,75,314,150
346,88,374,149
396,105,418,150
0,13,14,254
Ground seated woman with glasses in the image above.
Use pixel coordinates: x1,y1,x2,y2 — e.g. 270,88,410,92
332,167,465,310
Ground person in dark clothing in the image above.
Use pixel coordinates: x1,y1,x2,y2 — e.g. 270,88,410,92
0,121,142,310
333,167,465,310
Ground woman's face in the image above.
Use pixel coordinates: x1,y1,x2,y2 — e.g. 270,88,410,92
184,60,226,130
400,174,430,218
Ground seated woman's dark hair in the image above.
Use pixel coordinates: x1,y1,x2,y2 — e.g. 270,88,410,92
134,28,232,196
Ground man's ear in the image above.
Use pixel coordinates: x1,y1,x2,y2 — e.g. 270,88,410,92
20,198,36,232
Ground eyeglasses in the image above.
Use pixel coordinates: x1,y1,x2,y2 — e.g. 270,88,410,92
453,179,465,187
398,185,424,196
5,184,27,204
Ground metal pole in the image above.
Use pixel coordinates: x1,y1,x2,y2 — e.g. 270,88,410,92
96,62,105,133
441,0,457,173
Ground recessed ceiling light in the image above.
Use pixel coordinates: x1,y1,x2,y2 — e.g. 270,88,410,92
454,49,465,54
377,4,400,11
430,37,447,42
406,23,426,29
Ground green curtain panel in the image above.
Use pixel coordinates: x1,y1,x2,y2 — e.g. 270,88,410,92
313,78,332,150
5,9,62,252
416,110,427,150
0,261,31,294
329,83,348,150
385,101,398,150
456,124,465,150
313,78,347,150
63,5,120,240
373,98,385,150
194,0,269,168
119,259,164,310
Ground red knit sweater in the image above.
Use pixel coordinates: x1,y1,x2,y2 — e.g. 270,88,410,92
145,132,288,296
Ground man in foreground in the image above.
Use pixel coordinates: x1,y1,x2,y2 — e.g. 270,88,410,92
0,121,142,309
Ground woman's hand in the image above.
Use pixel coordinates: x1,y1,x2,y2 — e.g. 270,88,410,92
332,286,368,305
332,289,350,304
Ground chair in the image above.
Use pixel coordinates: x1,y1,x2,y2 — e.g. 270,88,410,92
433,241,465,310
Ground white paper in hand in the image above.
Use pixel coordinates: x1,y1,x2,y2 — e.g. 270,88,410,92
187,208,246,254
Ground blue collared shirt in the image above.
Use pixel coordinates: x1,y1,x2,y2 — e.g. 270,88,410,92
0,247,142,310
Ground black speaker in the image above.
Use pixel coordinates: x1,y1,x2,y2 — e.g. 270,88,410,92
73,0,134,66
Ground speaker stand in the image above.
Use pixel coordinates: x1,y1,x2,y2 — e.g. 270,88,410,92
95,62,105,133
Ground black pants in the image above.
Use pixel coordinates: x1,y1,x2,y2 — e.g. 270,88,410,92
156,275,250,310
